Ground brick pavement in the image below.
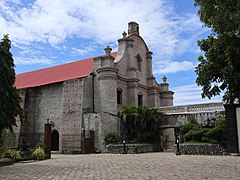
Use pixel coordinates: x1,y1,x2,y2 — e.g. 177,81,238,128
0,153,240,180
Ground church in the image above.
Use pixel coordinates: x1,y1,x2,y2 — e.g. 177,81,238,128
15,22,174,153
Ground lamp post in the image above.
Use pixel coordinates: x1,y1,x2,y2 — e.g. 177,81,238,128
123,140,126,154
176,138,181,155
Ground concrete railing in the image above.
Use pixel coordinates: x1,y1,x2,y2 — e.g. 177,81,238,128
158,102,224,115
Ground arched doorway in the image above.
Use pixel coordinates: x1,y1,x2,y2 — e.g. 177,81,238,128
51,130,59,151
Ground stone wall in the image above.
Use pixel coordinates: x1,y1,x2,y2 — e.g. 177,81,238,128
61,78,83,152
22,82,63,147
35,83,63,144
82,76,93,111
83,112,119,152
178,144,226,155
105,144,154,154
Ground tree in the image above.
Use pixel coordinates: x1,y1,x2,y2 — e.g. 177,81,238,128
118,105,164,143
195,0,240,103
0,34,23,139
118,105,138,141
137,106,164,143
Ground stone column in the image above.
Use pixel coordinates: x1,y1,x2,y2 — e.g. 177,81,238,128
160,76,174,107
94,46,119,115
146,51,153,78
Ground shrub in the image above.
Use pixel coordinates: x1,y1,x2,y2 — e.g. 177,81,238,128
32,147,45,160
215,116,226,129
9,149,22,160
191,128,210,141
206,127,226,142
206,116,226,142
105,132,120,143
180,119,198,138
36,142,46,149
183,130,192,141
0,146,7,159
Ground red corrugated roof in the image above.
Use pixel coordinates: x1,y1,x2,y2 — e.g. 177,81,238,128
16,52,117,89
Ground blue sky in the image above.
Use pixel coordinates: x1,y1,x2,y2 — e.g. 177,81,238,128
0,0,222,105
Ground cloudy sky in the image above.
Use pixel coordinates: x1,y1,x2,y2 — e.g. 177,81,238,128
0,0,222,105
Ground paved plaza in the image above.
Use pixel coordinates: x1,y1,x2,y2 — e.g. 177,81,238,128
0,153,240,179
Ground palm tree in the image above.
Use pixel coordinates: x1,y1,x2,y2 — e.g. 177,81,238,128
118,105,165,143
118,105,138,141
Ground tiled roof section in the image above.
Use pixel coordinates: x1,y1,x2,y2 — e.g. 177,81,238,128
16,52,117,89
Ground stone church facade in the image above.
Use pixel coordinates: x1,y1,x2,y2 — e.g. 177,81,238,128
15,22,174,152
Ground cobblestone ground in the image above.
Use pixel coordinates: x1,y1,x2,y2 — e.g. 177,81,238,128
0,153,240,180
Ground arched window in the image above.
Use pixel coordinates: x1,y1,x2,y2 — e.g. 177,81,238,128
138,92,143,106
136,55,142,72
117,88,123,105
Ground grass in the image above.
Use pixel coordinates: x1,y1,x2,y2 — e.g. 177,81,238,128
107,143,151,147
51,151,62,154
182,141,216,145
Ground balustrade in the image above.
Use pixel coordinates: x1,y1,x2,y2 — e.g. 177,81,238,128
159,102,224,115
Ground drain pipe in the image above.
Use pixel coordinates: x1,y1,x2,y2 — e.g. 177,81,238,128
91,72,96,113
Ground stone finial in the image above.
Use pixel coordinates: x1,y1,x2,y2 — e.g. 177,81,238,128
128,21,139,35
104,46,112,55
122,31,127,38
162,76,167,83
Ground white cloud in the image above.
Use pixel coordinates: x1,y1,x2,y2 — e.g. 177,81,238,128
173,84,223,105
14,56,54,65
0,0,207,70
153,60,196,74
71,43,98,56
71,48,89,56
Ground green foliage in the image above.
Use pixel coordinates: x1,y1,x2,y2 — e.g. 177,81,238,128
184,128,209,142
0,146,7,158
194,0,240,103
9,149,21,160
118,105,164,143
105,132,121,143
36,142,46,149
32,146,45,160
180,119,198,137
0,129,16,148
20,138,30,151
215,116,226,129
0,34,23,137
206,116,226,142
82,107,92,113
206,127,225,142
118,105,138,141
161,133,169,142
181,116,226,143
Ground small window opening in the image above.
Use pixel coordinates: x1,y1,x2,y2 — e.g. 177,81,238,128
117,88,123,105
138,92,143,106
